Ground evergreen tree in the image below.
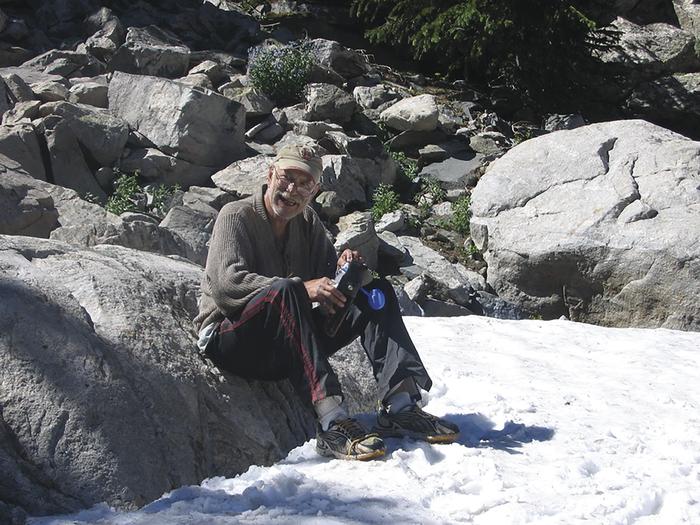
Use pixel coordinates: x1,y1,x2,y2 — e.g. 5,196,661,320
352,0,616,111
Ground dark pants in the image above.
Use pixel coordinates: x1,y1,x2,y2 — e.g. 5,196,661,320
205,278,432,406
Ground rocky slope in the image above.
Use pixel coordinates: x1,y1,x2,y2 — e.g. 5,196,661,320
1,0,699,522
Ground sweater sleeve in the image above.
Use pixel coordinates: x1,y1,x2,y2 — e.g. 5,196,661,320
204,207,279,318
308,210,338,280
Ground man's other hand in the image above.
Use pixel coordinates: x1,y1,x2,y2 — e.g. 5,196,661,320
304,277,346,314
337,249,363,269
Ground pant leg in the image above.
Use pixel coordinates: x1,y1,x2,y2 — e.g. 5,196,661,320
319,278,433,402
206,278,343,405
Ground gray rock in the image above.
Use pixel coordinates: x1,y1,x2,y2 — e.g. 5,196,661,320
596,17,700,75
472,291,525,320
109,26,190,78
0,168,58,237
0,123,46,180
294,120,343,140
315,190,347,221
422,299,473,317
182,185,238,211
320,155,371,208
418,144,451,164
176,73,214,91
211,154,270,197
43,122,107,201
31,80,69,102
418,154,484,190
307,39,370,80
21,50,105,79
470,119,700,330
68,81,108,108
469,132,508,156
378,230,408,264
334,211,379,270
108,72,246,168
0,235,317,516
353,84,401,110
375,210,406,233
387,130,448,152
189,60,226,85
120,148,215,187
159,205,216,266
304,83,356,123
394,285,424,316
327,340,377,416
42,101,129,168
398,235,472,290
380,94,438,132
0,67,66,88
219,85,274,117
2,100,41,125
254,122,285,143
85,7,126,60
673,0,700,42
625,72,700,137
544,114,586,131
1,73,35,102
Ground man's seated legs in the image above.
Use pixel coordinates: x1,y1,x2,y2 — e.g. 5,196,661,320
205,278,385,460
328,278,460,443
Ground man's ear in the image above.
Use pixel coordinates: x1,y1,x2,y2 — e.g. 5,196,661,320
267,165,274,184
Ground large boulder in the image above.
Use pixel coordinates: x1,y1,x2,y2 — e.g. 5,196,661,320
41,101,129,168
306,38,370,80
625,72,700,139
380,94,439,132
0,167,58,237
211,154,269,197
304,83,356,124
108,26,190,78
673,0,700,43
0,123,46,180
0,233,378,519
596,18,700,75
470,120,700,331
108,72,246,169
0,235,314,518
120,148,215,187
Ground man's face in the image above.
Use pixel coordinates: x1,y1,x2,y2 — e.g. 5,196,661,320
266,166,319,221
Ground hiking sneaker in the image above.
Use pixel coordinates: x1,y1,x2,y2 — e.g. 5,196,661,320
375,404,460,444
316,417,386,461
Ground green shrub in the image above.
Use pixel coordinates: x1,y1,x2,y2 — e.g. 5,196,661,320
371,183,401,221
147,183,180,217
450,195,471,235
415,177,446,209
391,151,419,181
248,41,314,105
106,172,140,216
106,172,178,218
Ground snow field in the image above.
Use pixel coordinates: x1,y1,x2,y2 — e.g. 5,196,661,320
31,316,700,524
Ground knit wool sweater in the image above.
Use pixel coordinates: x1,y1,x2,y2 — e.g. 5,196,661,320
193,185,338,332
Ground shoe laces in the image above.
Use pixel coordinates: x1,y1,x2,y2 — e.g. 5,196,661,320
333,418,378,441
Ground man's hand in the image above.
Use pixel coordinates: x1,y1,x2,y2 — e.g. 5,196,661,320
337,249,363,269
304,277,346,314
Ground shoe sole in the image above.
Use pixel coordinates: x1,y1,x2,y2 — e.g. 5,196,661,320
375,428,460,444
316,444,386,461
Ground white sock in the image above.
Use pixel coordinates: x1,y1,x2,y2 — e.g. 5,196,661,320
386,391,414,414
314,396,347,431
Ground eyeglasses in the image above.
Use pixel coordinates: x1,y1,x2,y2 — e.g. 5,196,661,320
274,168,318,197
